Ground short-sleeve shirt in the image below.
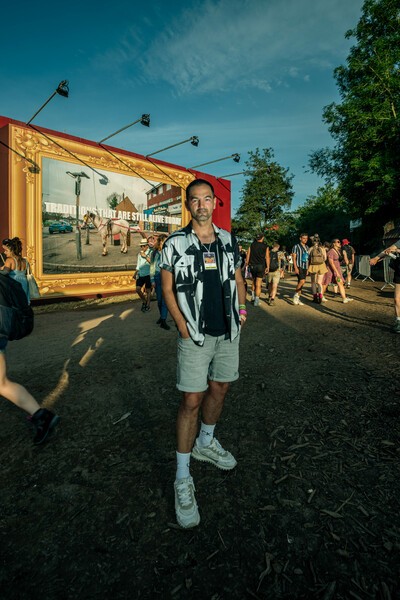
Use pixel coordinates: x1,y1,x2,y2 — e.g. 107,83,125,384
292,243,310,269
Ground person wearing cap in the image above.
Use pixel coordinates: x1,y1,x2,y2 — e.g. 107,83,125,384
341,239,356,288
134,238,152,312
160,178,246,529
245,232,270,306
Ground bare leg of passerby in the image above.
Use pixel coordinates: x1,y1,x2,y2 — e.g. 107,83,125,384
0,354,40,415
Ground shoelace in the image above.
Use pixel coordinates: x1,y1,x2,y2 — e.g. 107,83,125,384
176,481,194,507
209,439,226,456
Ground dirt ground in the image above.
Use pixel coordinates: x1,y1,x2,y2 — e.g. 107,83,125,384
0,272,399,600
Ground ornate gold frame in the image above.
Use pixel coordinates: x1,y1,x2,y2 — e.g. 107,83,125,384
7,123,192,298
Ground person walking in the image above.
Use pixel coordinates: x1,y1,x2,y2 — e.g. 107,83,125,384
134,238,152,312
327,239,353,303
370,239,400,333
308,234,328,303
160,178,246,529
342,239,356,288
291,233,310,305
246,233,269,306
266,242,282,305
0,237,60,444
150,234,170,330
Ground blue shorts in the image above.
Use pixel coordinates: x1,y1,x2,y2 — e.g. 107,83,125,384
177,333,240,393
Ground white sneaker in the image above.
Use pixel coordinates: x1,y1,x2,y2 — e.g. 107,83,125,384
321,296,328,302
292,294,299,305
297,298,305,306
174,476,200,528
254,296,260,307
343,297,354,304
192,437,237,470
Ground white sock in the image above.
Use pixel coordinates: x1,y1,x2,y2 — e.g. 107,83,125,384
176,451,191,480
396,317,400,321
198,422,215,447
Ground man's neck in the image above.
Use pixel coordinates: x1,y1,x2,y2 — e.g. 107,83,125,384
191,220,215,242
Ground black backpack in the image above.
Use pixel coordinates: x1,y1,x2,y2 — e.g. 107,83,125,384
269,250,280,272
343,245,354,262
0,273,34,341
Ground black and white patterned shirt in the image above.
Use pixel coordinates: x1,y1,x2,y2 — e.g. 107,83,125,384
160,222,242,346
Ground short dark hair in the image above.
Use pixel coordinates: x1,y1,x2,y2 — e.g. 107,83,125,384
300,232,308,238
186,178,215,200
256,233,264,240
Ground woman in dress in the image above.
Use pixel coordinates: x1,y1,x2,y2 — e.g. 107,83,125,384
326,239,353,304
0,237,60,444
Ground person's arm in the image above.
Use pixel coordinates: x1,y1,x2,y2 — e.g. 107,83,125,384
161,269,190,338
343,249,349,266
265,247,270,273
292,250,299,273
235,267,247,327
245,246,251,266
370,243,399,265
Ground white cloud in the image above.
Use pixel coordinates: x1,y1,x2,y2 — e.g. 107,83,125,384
135,0,363,95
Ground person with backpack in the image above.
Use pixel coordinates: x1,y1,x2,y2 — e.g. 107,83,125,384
370,238,400,334
266,242,283,305
308,234,328,303
0,237,60,445
342,239,356,288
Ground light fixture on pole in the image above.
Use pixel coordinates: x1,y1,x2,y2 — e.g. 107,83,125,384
99,114,150,144
189,153,240,170
27,80,69,125
146,136,199,158
66,171,89,260
0,140,40,173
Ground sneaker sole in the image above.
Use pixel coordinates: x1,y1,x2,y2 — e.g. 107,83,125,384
176,511,200,529
191,448,237,470
34,415,60,445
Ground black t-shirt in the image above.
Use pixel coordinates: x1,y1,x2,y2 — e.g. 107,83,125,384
202,241,228,336
249,241,267,267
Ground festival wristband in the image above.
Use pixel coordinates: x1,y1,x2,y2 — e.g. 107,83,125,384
239,309,247,315
239,304,246,309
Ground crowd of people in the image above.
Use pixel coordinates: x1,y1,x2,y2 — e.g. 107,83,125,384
1,178,399,531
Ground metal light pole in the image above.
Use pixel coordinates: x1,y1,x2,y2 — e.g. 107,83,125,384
66,171,89,260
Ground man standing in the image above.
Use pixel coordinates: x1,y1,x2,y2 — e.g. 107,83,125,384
161,178,246,528
246,233,269,306
291,233,310,305
266,242,283,305
342,239,356,288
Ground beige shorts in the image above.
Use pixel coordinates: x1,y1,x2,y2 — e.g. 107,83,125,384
267,270,281,284
308,263,328,275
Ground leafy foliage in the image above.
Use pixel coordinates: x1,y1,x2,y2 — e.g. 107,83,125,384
309,0,400,222
294,185,350,243
232,148,294,245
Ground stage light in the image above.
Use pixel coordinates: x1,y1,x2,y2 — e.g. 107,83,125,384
27,80,69,125
99,114,151,144
146,136,199,158
189,153,240,170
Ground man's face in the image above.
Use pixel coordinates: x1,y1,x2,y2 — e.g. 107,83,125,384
147,236,155,248
300,235,308,244
186,184,216,223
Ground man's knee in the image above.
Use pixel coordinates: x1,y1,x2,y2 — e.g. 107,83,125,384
208,380,230,399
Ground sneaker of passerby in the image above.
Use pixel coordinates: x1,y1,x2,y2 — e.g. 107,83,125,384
342,297,354,304
174,476,200,529
31,408,60,445
192,437,237,470
254,296,260,307
293,293,304,306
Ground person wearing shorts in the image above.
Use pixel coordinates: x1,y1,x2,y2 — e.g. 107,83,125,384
161,178,246,529
246,233,269,306
291,233,310,305
370,239,400,333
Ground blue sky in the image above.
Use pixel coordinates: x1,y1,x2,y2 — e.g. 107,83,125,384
0,0,364,214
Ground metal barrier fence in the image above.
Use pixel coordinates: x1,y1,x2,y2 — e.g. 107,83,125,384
354,255,374,282
381,258,395,290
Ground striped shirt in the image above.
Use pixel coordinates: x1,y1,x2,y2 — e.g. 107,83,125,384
292,243,310,270
160,222,241,346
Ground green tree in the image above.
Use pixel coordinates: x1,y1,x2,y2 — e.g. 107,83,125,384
294,184,350,243
107,193,121,210
232,148,294,244
309,0,400,223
